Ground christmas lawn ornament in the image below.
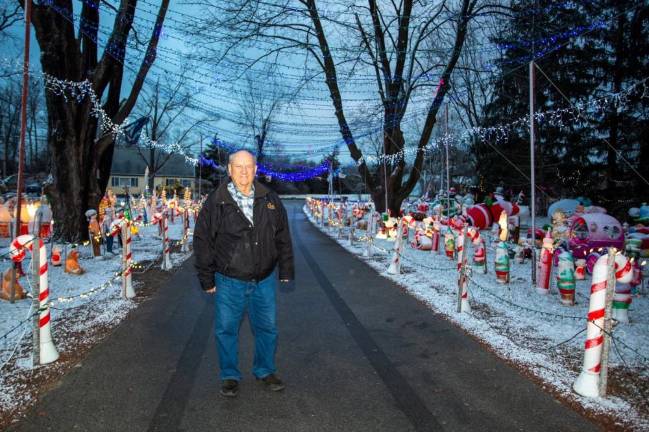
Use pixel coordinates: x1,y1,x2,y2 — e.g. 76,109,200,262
431,226,440,253
474,239,487,273
557,250,576,306
65,249,85,275
387,220,405,275
498,210,509,242
466,203,492,230
537,231,554,295
575,259,586,280
568,213,625,260
489,199,520,223
86,209,101,257
161,212,173,271
612,281,632,324
0,203,10,237
411,229,432,251
586,252,602,274
495,241,510,284
34,199,53,239
10,235,59,364
547,199,580,219
51,245,62,266
1,268,26,301
573,253,632,398
444,229,455,259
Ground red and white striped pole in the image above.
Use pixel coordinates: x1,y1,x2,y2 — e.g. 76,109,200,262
10,235,59,365
121,221,134,298
573,252,632,397
161,211,172,271
456,228,465,272
181,208,190,253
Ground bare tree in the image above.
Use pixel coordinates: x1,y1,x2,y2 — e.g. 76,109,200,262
134,74,211,192
0,79,20,178
0,2,20,34
239,73,287,163
191,0,503,213
20,0,170,240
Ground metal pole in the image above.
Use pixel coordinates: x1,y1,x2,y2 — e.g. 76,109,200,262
529,61,537,285
599,249,617,397
198,134,203,198
11,0,33,303
445,104,451,218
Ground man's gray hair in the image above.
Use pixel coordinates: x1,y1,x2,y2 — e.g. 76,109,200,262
228,150,257,165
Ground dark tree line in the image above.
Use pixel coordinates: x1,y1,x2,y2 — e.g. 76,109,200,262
475,0,649,214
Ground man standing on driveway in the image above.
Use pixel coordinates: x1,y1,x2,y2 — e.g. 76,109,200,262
193,150,294,398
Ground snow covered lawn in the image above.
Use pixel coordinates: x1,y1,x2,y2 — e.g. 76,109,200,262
304,205,648,431
0,217,193,427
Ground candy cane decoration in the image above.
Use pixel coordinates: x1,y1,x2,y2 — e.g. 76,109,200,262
161,211,173,271
181,208,190,253
457,227,471,313
10,235,59,365
537,230,553,295
456,229,465,271
573,253,632,398
121,220,135,299
387,219,405,275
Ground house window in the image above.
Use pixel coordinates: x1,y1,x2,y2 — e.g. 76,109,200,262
165,178,177,186
111,177,138,187
181,179,193,188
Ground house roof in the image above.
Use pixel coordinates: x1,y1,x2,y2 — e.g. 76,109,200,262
111,145,195,178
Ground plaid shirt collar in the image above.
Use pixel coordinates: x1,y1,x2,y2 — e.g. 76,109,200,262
227,181,255,225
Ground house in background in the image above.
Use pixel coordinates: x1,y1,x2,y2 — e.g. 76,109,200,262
109,146,196,195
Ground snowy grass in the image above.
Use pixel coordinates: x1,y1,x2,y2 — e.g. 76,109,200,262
0,217,194,422
304,205,649,431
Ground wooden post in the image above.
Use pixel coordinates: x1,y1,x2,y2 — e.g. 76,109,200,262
599,249,617,397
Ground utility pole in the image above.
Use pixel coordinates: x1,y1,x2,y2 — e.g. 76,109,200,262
529,61,537,285
11,0,32,303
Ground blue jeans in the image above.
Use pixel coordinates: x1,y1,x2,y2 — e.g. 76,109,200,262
214,271,278,382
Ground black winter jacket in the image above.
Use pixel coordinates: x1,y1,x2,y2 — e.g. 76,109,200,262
193,180,294,290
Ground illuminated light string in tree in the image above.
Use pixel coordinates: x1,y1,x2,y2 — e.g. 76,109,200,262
44,0,613,96
40,68,649,169
35,0,629,163
198,154,331,182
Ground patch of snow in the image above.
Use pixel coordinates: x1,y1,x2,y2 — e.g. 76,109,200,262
303,205,648,431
